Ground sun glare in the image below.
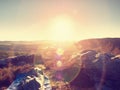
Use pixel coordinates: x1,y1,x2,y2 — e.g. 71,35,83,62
50,15,75,41
56,48,64,56
56,60,62,67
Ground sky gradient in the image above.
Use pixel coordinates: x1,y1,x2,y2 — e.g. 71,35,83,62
0,0,120,41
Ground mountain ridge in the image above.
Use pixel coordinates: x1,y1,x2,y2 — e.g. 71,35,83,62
76,38,120,55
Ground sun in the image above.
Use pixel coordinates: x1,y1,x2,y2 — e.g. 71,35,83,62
50,15,75,41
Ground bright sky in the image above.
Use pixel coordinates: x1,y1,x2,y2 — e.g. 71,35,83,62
0,0,120,41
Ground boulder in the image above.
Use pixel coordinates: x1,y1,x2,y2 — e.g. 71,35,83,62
11,55,34,66
0,55,35,68
7,68,51,90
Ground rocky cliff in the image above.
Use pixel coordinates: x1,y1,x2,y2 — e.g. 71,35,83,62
76,38,120,55
70,50,120,90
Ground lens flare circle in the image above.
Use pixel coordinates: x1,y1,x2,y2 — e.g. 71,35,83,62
56,60,62,67
56,48,64,56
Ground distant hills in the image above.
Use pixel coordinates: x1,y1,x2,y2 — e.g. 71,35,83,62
76,38,120,55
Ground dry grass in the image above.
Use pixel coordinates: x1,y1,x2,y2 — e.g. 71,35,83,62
0,64,33,89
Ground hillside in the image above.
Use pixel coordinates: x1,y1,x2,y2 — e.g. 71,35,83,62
0,39,120,90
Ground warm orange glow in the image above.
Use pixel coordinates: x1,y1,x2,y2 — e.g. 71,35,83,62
56,60,62,67
50,15,75,41
56,48,64,56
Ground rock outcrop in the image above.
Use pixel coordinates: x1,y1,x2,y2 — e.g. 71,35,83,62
76,38,120,55
7,67,51,90
70,50,120,90
0,55,34,68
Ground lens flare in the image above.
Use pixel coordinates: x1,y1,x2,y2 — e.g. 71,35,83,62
56,48,64,56
56,60,62,67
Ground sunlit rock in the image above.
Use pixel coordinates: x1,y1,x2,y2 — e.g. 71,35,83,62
7,68,51,90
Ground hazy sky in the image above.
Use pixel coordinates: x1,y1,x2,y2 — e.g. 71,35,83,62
0,0,120,41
